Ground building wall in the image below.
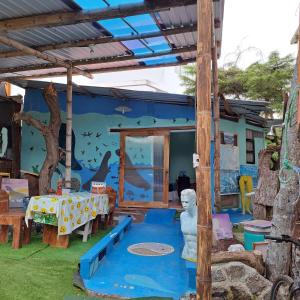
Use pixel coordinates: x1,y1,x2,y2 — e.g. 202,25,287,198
21,88,195,198
21,88,265,199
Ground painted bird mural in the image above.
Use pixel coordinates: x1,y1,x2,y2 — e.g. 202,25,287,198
59,123,82,170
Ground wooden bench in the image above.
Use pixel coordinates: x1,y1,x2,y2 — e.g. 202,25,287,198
0,209,32,249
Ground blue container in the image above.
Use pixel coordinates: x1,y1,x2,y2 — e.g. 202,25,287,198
244,228,268,250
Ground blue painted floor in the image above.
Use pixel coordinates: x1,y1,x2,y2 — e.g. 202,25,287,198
83,222,189,299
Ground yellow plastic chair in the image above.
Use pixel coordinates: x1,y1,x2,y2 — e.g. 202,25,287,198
239,176,253,214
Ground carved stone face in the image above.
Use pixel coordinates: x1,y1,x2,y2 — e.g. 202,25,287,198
181,189,196,212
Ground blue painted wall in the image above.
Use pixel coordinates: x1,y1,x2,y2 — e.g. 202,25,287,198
22,88,195,203
21,88,264,205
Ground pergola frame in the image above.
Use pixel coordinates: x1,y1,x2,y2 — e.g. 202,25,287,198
0,1,223,298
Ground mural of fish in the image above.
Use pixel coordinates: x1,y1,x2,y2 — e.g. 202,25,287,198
116,149,150,191
82,151,112,191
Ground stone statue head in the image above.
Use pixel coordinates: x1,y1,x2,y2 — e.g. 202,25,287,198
181,189,196,213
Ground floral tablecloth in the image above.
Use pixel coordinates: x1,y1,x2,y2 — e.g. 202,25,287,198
25,192,109,235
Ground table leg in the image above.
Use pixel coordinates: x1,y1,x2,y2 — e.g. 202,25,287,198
43,224,69,248
92,215,100,234
0,225,9,243
104,214,109,229
23,219,32,245
12,218,22,249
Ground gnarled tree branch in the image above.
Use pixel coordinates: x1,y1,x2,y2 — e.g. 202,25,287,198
14,84,61,195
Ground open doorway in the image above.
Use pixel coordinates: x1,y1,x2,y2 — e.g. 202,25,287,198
169,131,195,206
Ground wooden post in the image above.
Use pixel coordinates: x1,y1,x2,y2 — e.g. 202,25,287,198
212,44,221,212
196,0,212,299
297,9,300,129
65,67,73,189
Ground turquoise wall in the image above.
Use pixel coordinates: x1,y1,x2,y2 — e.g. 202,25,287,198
21,88,265,201
220,118,264,167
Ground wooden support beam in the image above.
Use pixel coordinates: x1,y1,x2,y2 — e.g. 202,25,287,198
0,24,197,59
65,67,72,189
0,0,196,33
212,5,221,212
0,45,196,74
0,35,92,79
196,0,212,299
297,9,300,129
5,58,195,80
212,41,221,212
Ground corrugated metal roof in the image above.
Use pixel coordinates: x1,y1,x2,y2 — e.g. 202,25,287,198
0,56,47,68
0,0,74,20
0,0,225,78
7,23,106,47
167,32,197,48
45,42,129,61
11,79,269,127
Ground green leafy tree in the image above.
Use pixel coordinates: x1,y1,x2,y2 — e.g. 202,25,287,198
179,64,196,95
218,65,247,99
180,51,294,111
245,51,294,111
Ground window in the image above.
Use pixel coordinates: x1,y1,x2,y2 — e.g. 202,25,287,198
220,132,238,146
246,129,255,164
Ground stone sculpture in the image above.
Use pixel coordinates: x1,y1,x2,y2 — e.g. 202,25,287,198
180,189,197,261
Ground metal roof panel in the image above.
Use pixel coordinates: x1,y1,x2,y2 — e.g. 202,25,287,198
0,0,73,20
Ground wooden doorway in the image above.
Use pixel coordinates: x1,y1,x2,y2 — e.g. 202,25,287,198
119,130,169,208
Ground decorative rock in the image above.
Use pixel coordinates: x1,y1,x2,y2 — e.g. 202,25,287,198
245,273,271,296
230,283,252,300
180,262,272,299
225,262,246,281
212,267,226,282
212,262,272,300
211,284,229,300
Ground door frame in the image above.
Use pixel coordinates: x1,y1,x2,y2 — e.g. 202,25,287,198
119,129,169,208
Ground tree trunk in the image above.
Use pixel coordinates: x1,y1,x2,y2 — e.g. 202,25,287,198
212,251,265,275
266,87,300,281
14,84,61,195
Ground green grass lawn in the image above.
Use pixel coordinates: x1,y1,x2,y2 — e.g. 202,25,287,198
0,229,110,300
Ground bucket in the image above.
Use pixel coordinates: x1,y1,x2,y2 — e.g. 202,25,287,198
244,226,270,250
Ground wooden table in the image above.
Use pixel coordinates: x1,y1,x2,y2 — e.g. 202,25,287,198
26,192,109,248
0,208,32,249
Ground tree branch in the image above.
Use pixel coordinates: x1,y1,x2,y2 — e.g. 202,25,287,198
42,84,61,136
14,112,48,134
